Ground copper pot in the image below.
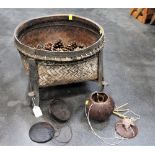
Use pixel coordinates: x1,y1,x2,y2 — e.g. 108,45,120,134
86,92,115,121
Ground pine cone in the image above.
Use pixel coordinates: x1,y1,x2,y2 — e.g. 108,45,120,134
44,42,52,51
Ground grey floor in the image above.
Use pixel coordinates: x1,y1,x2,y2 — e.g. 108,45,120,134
0,9,155,146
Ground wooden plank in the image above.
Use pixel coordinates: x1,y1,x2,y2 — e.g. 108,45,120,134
28,58,40,107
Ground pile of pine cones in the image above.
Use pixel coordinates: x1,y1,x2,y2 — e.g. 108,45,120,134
36,39,85,52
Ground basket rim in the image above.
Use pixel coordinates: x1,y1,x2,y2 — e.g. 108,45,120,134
14,14,104,61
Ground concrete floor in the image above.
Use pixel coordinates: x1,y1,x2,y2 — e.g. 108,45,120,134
0,9,155,146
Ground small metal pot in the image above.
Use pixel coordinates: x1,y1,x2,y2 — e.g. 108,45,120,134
86,92,115,121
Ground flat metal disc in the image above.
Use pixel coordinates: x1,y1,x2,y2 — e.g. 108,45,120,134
29,122,55,143
49,99,71,122
115,119,138,139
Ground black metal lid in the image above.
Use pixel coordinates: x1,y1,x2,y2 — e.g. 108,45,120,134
29,122,55,143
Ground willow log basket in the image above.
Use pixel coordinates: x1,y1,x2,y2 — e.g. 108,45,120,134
14,14,104,106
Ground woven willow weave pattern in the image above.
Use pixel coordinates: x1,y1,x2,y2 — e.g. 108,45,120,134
20,54,98,87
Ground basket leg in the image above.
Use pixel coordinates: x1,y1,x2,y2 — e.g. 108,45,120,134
98,49,104,91
28,58,40,107
25,80,32,106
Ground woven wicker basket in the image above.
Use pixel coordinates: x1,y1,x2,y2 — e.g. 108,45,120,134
14,15,104,87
